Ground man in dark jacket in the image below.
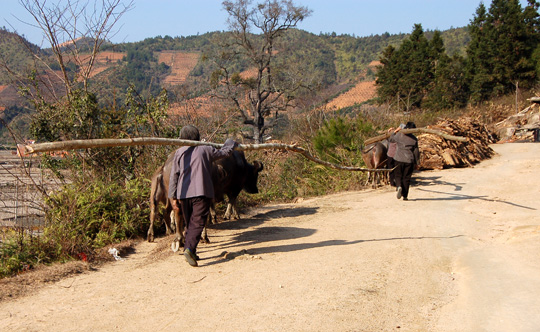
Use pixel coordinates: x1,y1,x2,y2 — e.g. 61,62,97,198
386,123,406,187
168,125,237,267
388,122,420,200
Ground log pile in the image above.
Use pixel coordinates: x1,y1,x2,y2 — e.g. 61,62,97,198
418,117,496,170
492,103,540,142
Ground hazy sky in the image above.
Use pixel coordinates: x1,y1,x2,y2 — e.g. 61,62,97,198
0,0,530,47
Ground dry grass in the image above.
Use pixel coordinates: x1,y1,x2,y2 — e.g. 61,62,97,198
142,235,177,263
0,260,92,301
0,239,139,302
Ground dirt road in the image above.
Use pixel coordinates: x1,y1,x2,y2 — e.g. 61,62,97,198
1,143,540,332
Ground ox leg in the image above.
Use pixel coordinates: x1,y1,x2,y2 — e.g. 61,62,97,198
209,201,218,224
147,202,157,242
176,209,185,247
170,209,185,252
365,171,372,187
163,206,174,235
200,215,210,244
224,197,240,220
201,226,210,244
223,202,233,220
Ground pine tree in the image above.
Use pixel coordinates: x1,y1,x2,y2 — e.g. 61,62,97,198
467,0,539,102
426,54,468,110
523,0,540,79
466,3,495,102
375,45,399,106
375,24,435,111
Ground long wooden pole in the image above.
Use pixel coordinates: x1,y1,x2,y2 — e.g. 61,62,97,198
24,138,390,173
24,127,467,173
363,128,466,146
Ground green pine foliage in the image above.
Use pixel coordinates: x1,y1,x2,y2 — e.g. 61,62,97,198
313,116,376,164
375,0,540,110
466,0,539,102
376,24,445,110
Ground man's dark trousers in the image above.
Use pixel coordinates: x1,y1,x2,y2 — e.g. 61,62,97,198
180,196,211,253
394,161,414,199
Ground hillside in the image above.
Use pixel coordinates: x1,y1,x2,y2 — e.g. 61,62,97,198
0,28,41,85
0,27,470,143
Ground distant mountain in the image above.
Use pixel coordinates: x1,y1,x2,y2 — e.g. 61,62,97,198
0,26,471,143
1,26,470,95
0,27,42,85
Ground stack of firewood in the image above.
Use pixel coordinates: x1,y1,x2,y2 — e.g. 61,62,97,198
492,103,540,142
417,117,496,170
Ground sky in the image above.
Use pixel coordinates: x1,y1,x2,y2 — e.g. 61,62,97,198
0,0,531,47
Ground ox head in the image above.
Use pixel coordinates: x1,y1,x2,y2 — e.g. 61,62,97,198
243,161,264,194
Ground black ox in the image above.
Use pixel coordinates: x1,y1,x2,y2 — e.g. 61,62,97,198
147,149,263,245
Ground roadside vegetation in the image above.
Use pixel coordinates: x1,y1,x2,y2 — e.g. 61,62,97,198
1,0,538,278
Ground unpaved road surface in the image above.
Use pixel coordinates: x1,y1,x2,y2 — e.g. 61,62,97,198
1,143,540,332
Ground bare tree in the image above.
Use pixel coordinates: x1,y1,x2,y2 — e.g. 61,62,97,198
18,0,133,97
213,0,312,143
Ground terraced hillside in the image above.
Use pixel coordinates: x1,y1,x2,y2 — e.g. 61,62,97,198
158,51,200,85
325,81,376,110
87,51,125,78
324,61,380,111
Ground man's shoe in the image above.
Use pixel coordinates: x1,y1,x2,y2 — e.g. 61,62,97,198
184,248,198,267
403,197,408,201
396,187,402,199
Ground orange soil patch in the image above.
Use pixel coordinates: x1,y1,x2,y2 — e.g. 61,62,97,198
86,52,125,78
0,85,7,94
240,67,258,79
95,51,125,63
64,51,125,66
158,51,200,85
325,81,376,111
62,51,125,78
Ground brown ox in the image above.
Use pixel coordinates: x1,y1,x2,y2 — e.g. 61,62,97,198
147,152,179,243
361,141,388,188
147,150,263,246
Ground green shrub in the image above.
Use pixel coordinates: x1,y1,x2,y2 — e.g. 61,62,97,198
0,232,51,278
42,177,150,261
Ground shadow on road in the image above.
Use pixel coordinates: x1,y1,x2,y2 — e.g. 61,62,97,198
413,188,536,210
201,203,464,266
209,206,319,232
413,175,464,191
245,234,464,256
